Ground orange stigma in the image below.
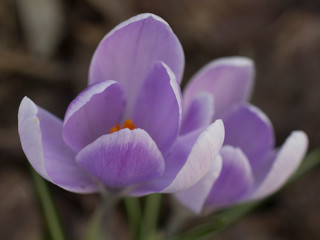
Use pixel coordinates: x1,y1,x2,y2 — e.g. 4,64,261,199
109,119,136,133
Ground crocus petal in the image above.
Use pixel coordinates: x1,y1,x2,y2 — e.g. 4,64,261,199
174,155,222,214
127,129,200,196
18,97,98,193
223,104,275,176
89,13,184,115
132,62,182,155
205,146,254,209
162,119,225,193
63,80,125,152
180,92,214,135
249,131,308,200
129,120,224,196
183,57,254,118
76,128,165,190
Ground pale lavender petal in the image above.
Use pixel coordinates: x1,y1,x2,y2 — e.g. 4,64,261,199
180,92,214,135
174,155,222,214
183,57,254,118
18,97,50,180
129,120,224,196
18,97,98,193
205,146,254,209
63,80,125,152
249,131,308,200
224,104,275,175
162,119,225,193
127,128,202,196
76,128,165,190
89,13,184,115
132,62,182,155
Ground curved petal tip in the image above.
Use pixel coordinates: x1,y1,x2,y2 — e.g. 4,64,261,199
250,130,308,200
18,97,50,180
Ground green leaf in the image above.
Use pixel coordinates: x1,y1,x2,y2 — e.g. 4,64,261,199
84,206,104,240
288,147,320,183
138,194,162,240
169,148,320,240
31,168,66,240
168,201,262,240
124,197,142,239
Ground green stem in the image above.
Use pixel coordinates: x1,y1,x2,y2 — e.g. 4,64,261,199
124,197,142,239
139,194,162,240
84,193,119,240
31,168,66,240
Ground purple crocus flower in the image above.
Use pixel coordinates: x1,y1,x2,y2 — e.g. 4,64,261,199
18,14,225,196
174,57,309,213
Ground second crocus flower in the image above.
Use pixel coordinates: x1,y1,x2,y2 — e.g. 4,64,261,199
175,57,308,213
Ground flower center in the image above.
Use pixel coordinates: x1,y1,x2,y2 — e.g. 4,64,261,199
109,119,136,133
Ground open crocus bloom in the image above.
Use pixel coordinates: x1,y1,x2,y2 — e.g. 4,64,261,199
18,14,225,196
175,57,308,213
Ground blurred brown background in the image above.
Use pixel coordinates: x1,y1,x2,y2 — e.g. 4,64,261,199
1,0,320,239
